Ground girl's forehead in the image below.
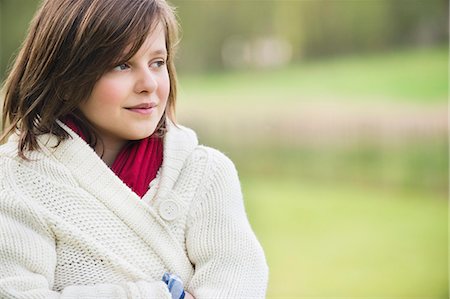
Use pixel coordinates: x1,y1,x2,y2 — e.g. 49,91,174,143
140,22,167,53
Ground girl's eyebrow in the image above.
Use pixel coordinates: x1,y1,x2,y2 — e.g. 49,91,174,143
149,49,167,56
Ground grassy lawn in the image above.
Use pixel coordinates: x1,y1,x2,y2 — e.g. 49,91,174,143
176,46,448,297
243,176,448,298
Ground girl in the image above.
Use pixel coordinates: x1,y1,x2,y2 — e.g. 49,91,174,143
0,0,268,298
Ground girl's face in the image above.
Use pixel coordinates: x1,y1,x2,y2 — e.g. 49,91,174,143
79,22,170,149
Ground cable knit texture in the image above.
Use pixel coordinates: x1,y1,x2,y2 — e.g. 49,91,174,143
0,121,268,299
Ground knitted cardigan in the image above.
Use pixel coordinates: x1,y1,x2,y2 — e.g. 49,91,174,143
0,121,268,299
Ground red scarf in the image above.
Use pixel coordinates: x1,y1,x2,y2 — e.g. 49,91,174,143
63,117,163,198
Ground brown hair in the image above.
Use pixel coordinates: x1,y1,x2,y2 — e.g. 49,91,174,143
1,0,179,158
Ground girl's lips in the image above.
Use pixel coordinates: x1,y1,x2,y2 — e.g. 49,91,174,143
126,107,155,115
125,103,156,115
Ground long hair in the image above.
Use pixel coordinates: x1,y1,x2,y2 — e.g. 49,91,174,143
1,0,179,158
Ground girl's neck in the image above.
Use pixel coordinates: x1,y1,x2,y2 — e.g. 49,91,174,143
96,136,127,167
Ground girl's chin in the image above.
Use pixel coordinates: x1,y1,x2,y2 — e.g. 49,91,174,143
126,130,158,141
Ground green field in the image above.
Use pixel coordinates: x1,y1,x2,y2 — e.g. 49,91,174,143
244,177,447,298
178,45,448,298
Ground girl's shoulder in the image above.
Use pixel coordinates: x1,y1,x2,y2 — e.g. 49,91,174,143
183,145,240,196
168,123,238,177
191,145,236,171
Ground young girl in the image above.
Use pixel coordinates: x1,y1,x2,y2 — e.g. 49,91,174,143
0,0,268,298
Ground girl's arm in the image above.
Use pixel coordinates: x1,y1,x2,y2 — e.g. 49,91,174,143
0,189,172,299
185,149,269,299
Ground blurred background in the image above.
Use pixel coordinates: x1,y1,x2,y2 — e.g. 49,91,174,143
1,0,448,298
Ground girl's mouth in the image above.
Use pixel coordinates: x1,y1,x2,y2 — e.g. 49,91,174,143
125,103,156,115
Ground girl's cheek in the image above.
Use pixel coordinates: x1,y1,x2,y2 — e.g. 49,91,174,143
93,78,125,103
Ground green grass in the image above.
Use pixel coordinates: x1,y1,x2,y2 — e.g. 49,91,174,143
178,45,448,104
179,46,449,297
243,176,448,298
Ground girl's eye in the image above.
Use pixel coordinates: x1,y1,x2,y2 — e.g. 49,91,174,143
113,63,129,71
151,60,166,68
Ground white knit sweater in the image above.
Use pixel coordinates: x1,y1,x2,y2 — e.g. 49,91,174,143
0,122,268,299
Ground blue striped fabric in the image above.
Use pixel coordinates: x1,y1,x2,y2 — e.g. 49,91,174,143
162,273,186,299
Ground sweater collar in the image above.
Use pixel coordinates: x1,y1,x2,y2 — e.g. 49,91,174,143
41,119,199,200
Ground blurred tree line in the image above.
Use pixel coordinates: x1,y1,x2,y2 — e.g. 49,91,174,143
173,0,447,72
0,0,448,79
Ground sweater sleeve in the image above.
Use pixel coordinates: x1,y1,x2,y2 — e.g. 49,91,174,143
0,188,171,299
185,149,269,299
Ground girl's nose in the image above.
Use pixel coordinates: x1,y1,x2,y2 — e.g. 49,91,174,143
134,68,157,94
